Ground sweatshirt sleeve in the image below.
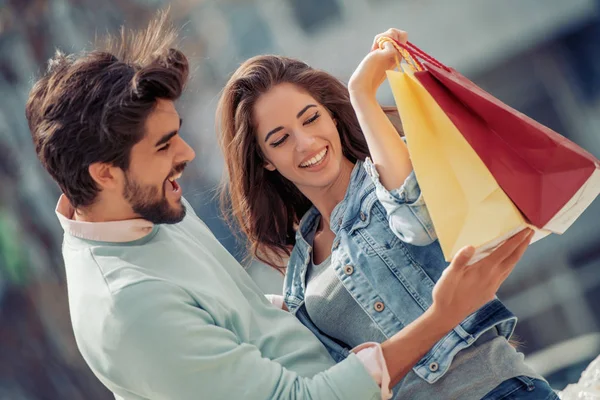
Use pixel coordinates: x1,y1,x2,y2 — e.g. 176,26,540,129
103,280,381,400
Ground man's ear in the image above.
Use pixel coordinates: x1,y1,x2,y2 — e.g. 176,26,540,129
88,162,121,190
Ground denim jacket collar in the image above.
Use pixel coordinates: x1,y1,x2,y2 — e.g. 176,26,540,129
292,160,367,291
296,160,368,240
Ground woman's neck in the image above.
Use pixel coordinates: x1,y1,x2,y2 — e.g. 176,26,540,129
300,157,355,230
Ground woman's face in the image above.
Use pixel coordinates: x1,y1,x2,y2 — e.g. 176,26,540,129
253,83,346,192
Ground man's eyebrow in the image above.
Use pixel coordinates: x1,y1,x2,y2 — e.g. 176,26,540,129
155,118,183,147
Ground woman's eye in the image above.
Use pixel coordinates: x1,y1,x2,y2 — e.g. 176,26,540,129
304,112,320,125
271,134,289,148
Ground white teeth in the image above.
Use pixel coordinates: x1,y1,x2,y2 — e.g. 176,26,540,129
168,172,183,182
300,148,327,168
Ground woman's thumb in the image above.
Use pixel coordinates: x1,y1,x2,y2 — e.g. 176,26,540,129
451,246,476,269
382,41,396,55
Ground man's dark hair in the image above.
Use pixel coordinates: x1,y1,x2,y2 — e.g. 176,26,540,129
25,10,189,208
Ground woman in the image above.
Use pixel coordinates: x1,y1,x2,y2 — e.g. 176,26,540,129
217,29,557,399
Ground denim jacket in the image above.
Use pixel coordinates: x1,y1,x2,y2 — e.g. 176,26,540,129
284,159,517,384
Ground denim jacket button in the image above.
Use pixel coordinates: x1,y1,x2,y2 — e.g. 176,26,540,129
360,212,367,221
374,301,385,312
429,362,439,372
344,265,354,275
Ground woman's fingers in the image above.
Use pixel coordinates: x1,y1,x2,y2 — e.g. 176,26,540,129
370,28,408,51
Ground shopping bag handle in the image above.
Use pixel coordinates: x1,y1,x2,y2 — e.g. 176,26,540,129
377,37,423,71
377,37,451,72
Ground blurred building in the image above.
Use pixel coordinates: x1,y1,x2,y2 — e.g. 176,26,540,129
1,0,599,398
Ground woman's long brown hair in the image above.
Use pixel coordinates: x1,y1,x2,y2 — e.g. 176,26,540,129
217,55,402,271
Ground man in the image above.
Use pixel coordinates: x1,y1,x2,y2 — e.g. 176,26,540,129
26,11,533,400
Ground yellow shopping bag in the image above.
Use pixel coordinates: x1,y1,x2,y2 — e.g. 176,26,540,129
386,66,546,263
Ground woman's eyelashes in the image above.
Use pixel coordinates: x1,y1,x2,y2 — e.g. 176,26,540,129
270,112,321,148
304,111,320,125
271,134,289,148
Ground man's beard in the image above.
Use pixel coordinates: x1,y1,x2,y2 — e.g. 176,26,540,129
123,173,186,225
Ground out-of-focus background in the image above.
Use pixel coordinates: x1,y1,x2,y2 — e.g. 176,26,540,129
1,0,599,398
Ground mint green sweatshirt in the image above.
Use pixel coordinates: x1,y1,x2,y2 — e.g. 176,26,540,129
60,200,380,400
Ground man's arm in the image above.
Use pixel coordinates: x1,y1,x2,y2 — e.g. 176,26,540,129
107,281,380,400
103,230,532,400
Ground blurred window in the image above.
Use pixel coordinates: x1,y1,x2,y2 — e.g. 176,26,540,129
562,21,600,103
287,0,342,34
221,4,274,59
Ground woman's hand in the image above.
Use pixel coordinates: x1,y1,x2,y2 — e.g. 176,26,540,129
348,28,408,99
380,229,533,387
430,229,534,328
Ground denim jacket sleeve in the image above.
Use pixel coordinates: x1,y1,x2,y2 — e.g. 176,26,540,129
363,157,437,246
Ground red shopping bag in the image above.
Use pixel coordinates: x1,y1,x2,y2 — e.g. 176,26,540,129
394,40,600,233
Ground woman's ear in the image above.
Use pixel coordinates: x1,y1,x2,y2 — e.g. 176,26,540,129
264,160,276,171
